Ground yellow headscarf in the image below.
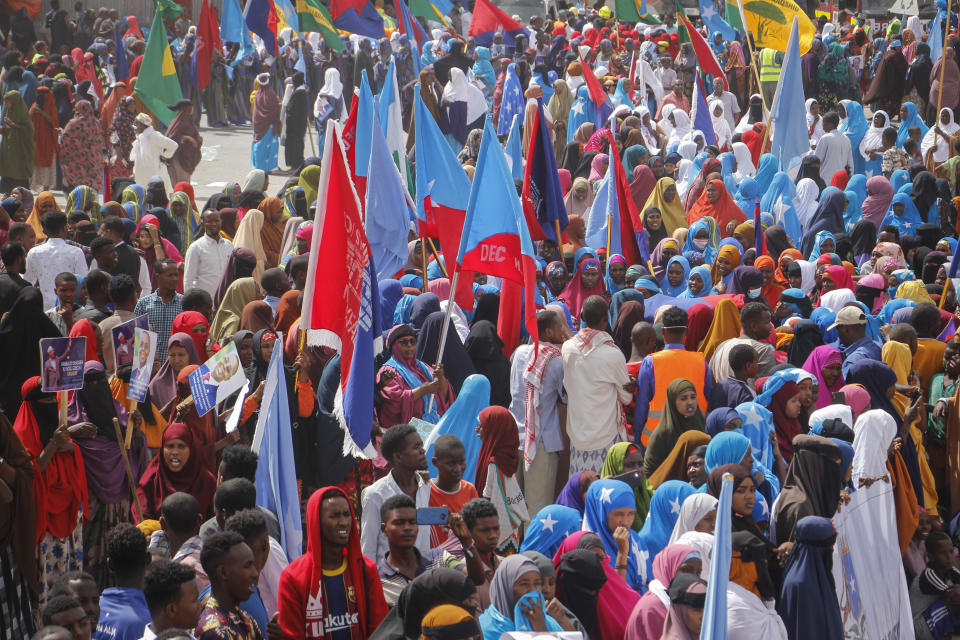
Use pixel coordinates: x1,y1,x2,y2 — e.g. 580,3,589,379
642,177,687,234
698,298,742,362
896,280,934,305
711,244,742,286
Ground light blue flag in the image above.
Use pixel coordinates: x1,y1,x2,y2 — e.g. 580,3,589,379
584,162,621,255
699,0,738,43
504,114,524,181
252,332,303,561
220,0,255,67
354,70,376,178
366,115,413,280
424,374,490,482
294,40,306,74
769,18,808,173
700,473,733,640
930,3,946,62
274,0,300,33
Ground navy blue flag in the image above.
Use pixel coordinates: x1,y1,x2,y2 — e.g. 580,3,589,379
521,98,568,244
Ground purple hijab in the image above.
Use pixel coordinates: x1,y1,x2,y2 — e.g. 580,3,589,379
556,471,588,516
148,332,202,410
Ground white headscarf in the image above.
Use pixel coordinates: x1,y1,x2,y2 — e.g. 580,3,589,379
808,404,855,431
732,141,756,179
667,109,692,146
818,288,856,313
794,178,820,232
442,67,488,124
805,98,824,146
638,106,661,154
659,103,677,138
676,531,713,579
859,110,890,164
851,409,897,481
319,68,343,100
669,494,719,545
792,258,817,294
922,107,960,163
710,100,733,149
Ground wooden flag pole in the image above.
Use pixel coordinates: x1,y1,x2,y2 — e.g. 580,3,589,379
113,417,143,522
933,0,952,162
425,237,449,278
733,0,772,139
419,236,429,292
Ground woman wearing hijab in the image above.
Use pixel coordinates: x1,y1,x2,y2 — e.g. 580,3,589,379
0,288,61,422
443,68,487,147
213,247,257,309
252,73,281,172
642,178,686,234
378,324,453,428
164,99,202,186
210,278,261,344
475,406,527,554
800,345,843,410
583,478,650,592
563,178,593,219
643,379,707,477
635,480,698,581
922,108,960,164
369,568,477,640
232,209,267,281
171,311,210,360
711,244,742,291
478,554,563,638
838,101,870,174
777,516,844,640
520,505,582,559
61,98,108,193
898,102,929,147
801,191,846,257
135,214,183,291
600,442,654,530
724,528,789,639
29,85,59,191
624,544,702,640
148,332,202,417
12,375,86,603
770,434,843,546
0,91,34,191
792,178,820,234
557,257,605,319
135,422,216,521
686,179,747,235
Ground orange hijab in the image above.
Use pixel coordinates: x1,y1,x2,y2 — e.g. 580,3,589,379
686,179,748,233
775,249,803,287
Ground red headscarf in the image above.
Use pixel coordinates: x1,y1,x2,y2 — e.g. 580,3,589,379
474,406,520,492
686,179,747,233
69,318,99,362
558,257,605,319
823,264,855,291
175,365,217,475
829,170,849,190
684,303,715,350
173,181,198,212
769,380,804,463
13,376,88,540
135,422,216,521
171,311,210,359
741,123,766,166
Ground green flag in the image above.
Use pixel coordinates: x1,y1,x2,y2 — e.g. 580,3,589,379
156,0,184,19
675,0,691,43
134,10,182,125
409,0,450,27
296,0,343,51
725,0,745,30
615,0,643,21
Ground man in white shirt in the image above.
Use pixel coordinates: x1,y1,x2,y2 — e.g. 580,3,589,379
814,111,853,185
23,210,88,308
561,295,634,476
360,424,431,563
183,210,233,297
139,559,202,640
509,308,568,516
130,112,178,188
709,77,741,130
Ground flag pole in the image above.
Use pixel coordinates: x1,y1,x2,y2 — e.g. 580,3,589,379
933,0,951,163
554,220,563,253
113,417,143,521
426,268,461,415
426,237,449,278
606,213,613,260
300,41,318,158
419,236,429,292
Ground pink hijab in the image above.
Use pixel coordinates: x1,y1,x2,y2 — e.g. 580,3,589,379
553,531,640,640
624,544,699,640
840,384,872,420
862,176,894,228
802,345,844,409
558,258,605,319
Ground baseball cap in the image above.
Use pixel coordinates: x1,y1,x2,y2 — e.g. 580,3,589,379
827,305,867,330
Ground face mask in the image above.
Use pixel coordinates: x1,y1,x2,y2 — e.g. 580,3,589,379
748,287,763,298
693,238,709,249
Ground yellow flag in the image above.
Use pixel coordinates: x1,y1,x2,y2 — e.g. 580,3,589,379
738,0,816,54
161,41,176,76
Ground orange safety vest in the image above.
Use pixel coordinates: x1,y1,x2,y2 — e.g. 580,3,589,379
640,350,709,447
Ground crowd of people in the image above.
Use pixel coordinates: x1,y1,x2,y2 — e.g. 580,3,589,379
5,1,960,640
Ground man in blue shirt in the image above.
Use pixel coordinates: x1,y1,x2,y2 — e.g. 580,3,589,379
94,523,151,640
833,304,882,378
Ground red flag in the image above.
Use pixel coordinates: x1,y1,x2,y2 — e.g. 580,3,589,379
340,93,366,204
579,53,607,107
676,12,728,90
300,121,370,386
196,0,222,91
754,201,766,256
605,129,646,266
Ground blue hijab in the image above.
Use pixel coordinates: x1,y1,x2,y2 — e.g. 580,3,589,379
753,153,778,194
735,177,761,218
604,254,627,294
882,192,925,236
735,402,777,470
480,589,562,638
839,101,869,174
636,481,697,582
472,46,497,89
424,374,491,483
807,230,836,262
845,173,867,204
897,102,928,147
719,151,739,196
567,85,597,142
660,255,691,296
519,505,583,558
890,169,911,193
608,288,645,327
810,307,838,343
379,279,403,328
678,265,716,298
400,273,423,289
584,479,651,591
682,218,719,265
420,40,437,66
842,189,862,229
393,294,417,325
613,78,633,108
705,407,741,436
704,431,750,472
760,172,802,244
777,516,844,640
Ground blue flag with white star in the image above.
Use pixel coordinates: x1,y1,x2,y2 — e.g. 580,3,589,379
699,0,738,43
497,64,525,136
701,473,733,640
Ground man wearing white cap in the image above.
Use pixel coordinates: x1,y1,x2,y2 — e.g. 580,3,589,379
831,304,881,378
129,112,179,188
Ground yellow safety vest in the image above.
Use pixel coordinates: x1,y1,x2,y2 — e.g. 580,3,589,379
758,48,781,84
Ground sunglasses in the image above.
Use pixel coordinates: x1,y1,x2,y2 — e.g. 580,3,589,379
396,337,417,347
